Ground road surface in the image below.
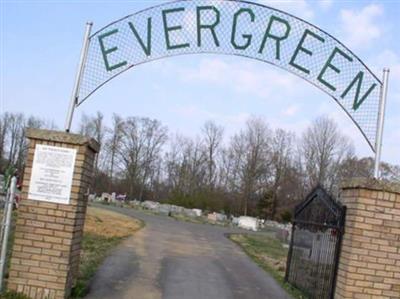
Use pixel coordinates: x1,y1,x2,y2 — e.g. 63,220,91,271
85,205,292,299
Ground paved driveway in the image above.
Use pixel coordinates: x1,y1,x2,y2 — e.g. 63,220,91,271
85,205,292,299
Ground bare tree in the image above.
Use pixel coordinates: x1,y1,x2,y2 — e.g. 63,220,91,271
201,120,224,188
106,114,124,181
78,113,92,136
300,116,354,193
339,156,374,180
118,117,168,200
15,116,48,171
229,117,272,215
0,112,55,174
381,162,400,182
7,113,25,166
3,110,398,217
165,134,207,197
78,112,107,173
339,156,400,183
0,113,10,171
269,129,295,218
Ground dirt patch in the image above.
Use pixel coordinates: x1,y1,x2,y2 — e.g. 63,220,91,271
84,206,143,238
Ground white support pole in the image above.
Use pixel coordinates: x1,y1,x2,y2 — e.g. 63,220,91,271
0,177,17,293
374,68,390,179
0,189,10,247
65,22,93,132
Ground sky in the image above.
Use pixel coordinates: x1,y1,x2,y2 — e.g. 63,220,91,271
1,0,399,165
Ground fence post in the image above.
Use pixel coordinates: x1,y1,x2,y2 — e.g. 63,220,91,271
0,188,10,248
284,221,295,282
330,206,346,299
0,176,17,293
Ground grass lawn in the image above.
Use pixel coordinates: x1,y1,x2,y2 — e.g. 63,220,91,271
0,206,143,299
229,234,306,299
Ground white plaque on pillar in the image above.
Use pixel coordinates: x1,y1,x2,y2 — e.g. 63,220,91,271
28,145,77,205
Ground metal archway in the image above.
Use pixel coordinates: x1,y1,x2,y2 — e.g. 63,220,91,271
65,0,389,177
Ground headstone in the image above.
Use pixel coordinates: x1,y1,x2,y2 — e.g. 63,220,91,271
101,192,111,202
142,200,159,210
183,208,197,218
207,212,218,222
116,194,127,201
238,216,259,231
208,212,227,222
231,217,239,226
215,213,227,222
192,209,202,217
158,204,171,216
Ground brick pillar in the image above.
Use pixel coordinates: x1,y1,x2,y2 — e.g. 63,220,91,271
335,178,400,299
7,128,99,299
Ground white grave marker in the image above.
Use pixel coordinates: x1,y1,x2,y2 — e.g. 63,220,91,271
28,145,77,205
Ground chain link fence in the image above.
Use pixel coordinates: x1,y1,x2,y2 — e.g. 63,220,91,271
77,0,382,151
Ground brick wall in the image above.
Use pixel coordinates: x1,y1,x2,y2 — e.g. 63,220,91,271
335,179,400,299
7,129,98,299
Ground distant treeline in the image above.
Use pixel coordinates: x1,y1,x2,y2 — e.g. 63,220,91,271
1,112,399,220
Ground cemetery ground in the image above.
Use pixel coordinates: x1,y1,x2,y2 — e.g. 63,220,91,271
1,203,301,299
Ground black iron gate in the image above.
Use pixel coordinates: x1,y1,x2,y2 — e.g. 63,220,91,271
285,186,346,299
